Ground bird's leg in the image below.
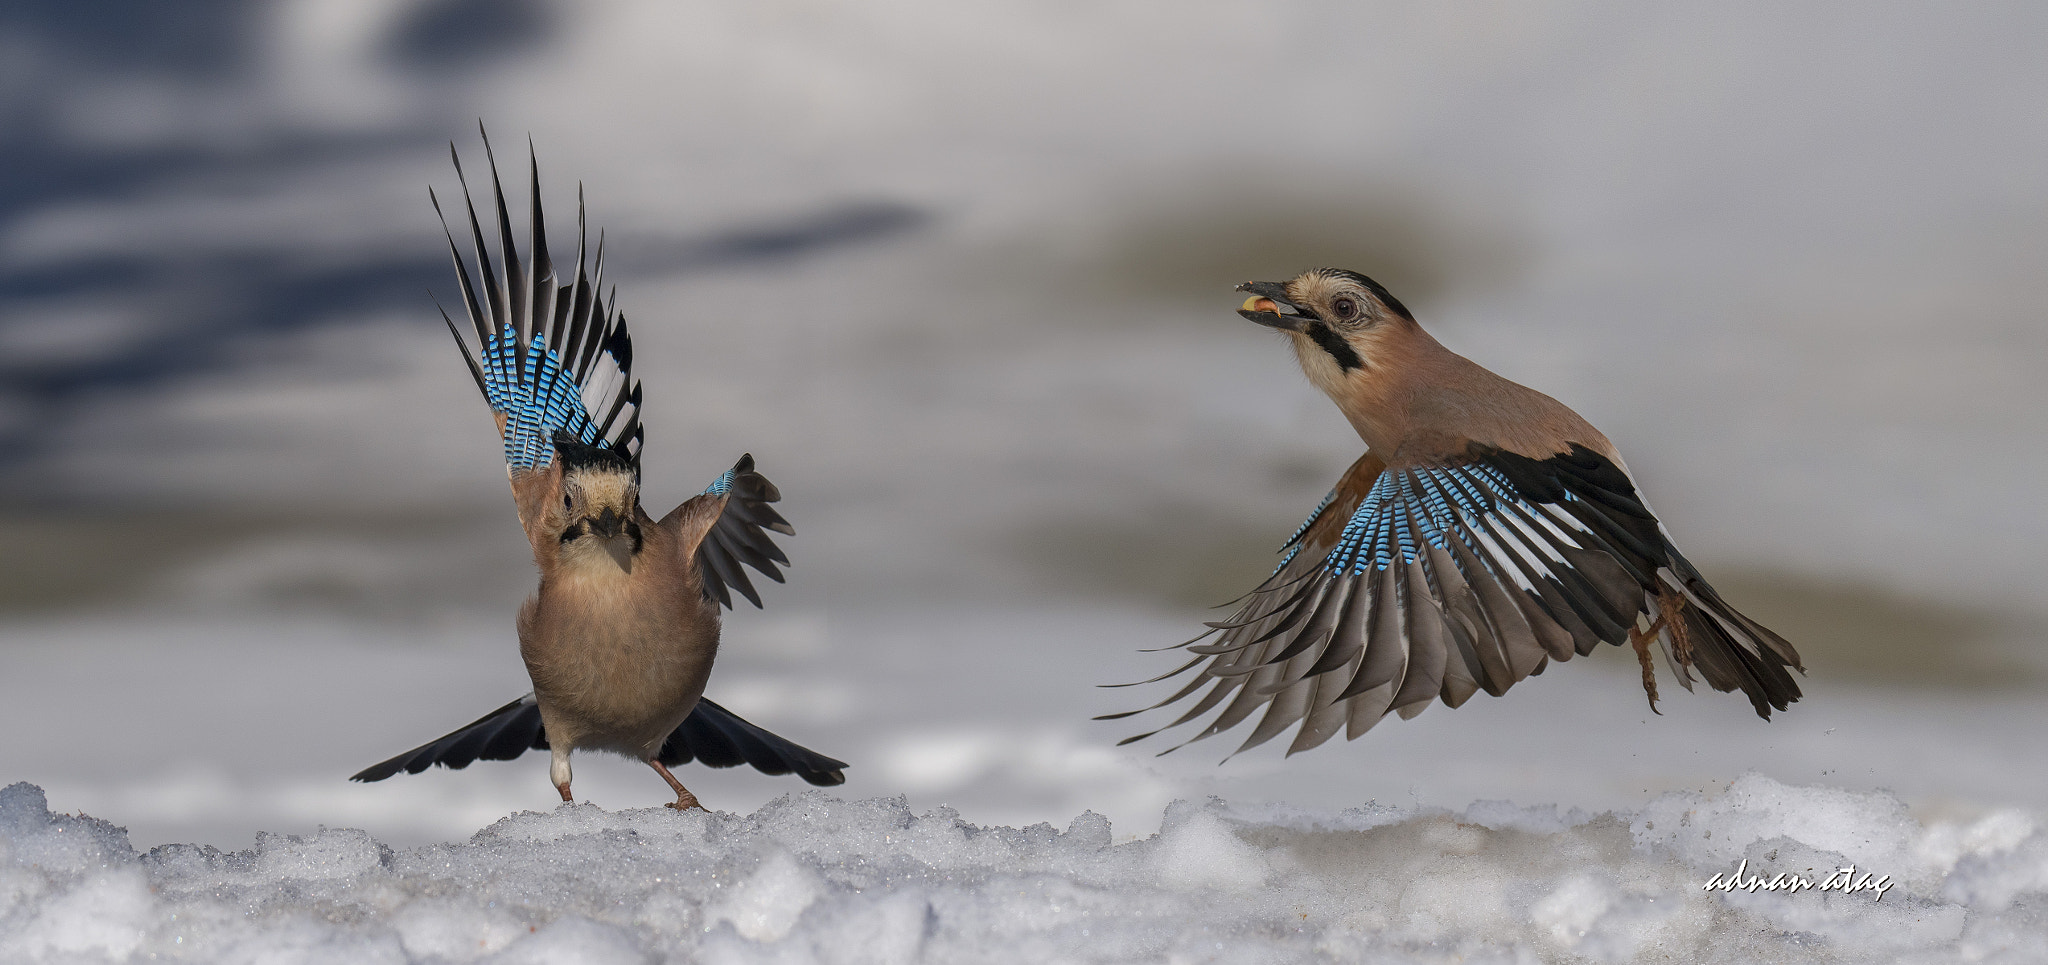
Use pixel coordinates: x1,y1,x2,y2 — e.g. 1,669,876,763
648,760,702,811
1657,584,1694,672
1628,610,1670,715
551,748,574,803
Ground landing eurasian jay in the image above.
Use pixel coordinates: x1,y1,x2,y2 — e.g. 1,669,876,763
1105,268,1803,757
351,139,846,808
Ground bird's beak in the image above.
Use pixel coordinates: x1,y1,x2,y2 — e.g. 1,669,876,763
590,507,624,540
1236,281,1309,332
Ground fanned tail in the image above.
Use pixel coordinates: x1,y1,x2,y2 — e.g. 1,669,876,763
351,695,847,787
350,696,546,782
659,698,846,787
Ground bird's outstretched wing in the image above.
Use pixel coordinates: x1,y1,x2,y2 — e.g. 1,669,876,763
434,131,643,478
691,454,795,610
1104,444,1802,758
350,694,846,787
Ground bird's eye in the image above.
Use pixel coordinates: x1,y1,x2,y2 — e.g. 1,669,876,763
1331,296,1359,321
563,493,574,511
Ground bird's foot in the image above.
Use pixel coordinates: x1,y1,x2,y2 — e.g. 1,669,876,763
648,759,703,812
556,782,574,803
1657,585,1694,672
1628,618,1665,715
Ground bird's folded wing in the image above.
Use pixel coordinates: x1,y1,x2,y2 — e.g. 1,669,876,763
690,455,795,610
658,697,847,786
1105,443,1800,757
433,132,643,488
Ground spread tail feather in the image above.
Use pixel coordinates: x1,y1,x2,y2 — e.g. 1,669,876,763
350,695,545,782
659,698,847,787
351,695,848,787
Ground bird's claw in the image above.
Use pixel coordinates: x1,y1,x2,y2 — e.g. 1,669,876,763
1629,619,1665,715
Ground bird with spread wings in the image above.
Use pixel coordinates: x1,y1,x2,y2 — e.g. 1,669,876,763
1105,268,1803,758
352,134,845,808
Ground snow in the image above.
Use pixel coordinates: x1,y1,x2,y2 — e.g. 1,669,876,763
2,775,2043,963
8,609,2047,861
4,3,2047,961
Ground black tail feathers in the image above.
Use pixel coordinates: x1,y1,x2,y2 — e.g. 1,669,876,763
352,695,846,787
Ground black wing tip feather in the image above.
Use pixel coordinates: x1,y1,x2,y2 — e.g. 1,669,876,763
437,128,648,473
698,458,795,610
433,300,490,400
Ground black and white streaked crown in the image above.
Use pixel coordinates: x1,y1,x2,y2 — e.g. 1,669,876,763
433,129,644,474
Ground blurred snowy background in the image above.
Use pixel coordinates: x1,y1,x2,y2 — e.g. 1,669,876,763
1,0,2045,853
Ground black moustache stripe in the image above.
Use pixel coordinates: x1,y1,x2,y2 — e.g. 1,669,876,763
1306,321,1364,371
557,519,646,555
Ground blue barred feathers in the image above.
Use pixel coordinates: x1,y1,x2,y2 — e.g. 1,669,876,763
1273,487,1340,572
1321,464,1511,575
482,326,599,472
434,130,644,475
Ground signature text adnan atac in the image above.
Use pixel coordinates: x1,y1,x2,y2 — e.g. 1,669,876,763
1701,859,1893,902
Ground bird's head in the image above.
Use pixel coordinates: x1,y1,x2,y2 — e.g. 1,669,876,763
1237,268,1415,397
551,431,642,552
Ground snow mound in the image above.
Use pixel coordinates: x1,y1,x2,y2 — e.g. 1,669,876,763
1,775,2043,963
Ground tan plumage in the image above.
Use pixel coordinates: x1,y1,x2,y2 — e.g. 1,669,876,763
1106,268,1803,758
511,464,724,801
350,135,844,806
1274,269,1616,464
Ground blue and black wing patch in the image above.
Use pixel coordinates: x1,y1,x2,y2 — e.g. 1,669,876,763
434,130,643,475
694,454,795,610
351,694,846,787
1104,444,1802,758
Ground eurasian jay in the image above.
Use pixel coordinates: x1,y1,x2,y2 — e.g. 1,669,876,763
1104,268,1803,757
351,138,846,808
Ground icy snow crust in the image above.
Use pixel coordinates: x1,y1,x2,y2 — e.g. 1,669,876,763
2,775,2042,964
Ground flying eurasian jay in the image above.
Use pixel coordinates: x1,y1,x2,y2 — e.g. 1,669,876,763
1104,268,1804,757
351,138,846,808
